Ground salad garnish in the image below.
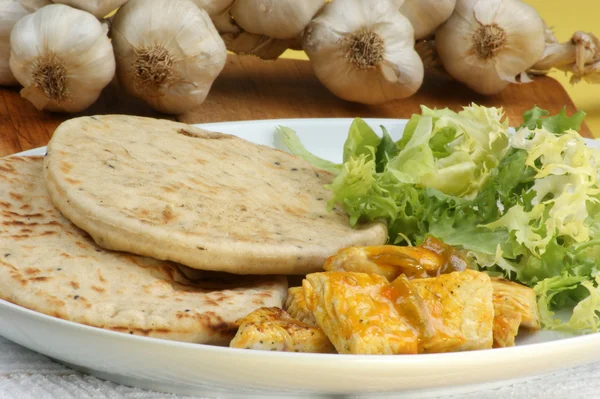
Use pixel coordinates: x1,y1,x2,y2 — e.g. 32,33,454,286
277,105,600,333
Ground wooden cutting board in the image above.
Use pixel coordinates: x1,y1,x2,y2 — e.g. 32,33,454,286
0,55,591,158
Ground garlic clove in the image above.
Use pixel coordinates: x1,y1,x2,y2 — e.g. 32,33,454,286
304,0,423,104
518,71,533,84
10,4,115,112
435,0,545,95
51,0,128,18
472,0,500,26
380,61,399,83
191,0,236,16
230,0,326,40
456,52,510,94
384,50,424,90
111,0,227,115
395,0,456,40
494,49,531,84
494,5,545,78
20,85,50,110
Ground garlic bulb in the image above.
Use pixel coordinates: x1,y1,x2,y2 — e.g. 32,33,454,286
192,0,235,16
51,0,127,18
9,4,115,112
397,0,456,40
230,0,325,39
222,31,293,60
435,0,545,95
303,0,424,104
18,0,50,12
214,6,294,60
0,0,29,85
111,0,227,115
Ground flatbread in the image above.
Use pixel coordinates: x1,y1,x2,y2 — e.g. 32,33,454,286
43,115,387,274
0,156,287,345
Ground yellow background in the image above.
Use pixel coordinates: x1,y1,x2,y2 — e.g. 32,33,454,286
281,0,600,136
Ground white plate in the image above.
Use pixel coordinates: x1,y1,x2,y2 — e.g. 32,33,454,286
2,118,600,399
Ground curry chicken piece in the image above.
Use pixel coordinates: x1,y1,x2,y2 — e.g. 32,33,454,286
491,277,541,347
323,243,536,349
410,269,494,353
323,238,468,281
303,272,422,355
229,307,335,353
285,287,317,327
304,270,495,355
232,245,536,354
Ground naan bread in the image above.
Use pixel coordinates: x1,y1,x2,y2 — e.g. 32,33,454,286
0,156,287,345
43,115,387,274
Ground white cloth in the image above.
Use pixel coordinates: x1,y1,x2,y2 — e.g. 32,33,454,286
0,335,598,399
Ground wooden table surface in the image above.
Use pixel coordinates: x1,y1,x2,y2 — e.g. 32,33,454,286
0,55,591,158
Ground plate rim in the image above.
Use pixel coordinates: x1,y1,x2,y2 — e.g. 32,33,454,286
1,295,598,363
11,117,412,157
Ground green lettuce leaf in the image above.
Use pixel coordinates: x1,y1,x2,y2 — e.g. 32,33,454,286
343,118,381,163
534,275,600,333
386,104,510,198
275,126,341,174
375,126,398,173
386,115,436,185
325,152,398,227
520,105,586,134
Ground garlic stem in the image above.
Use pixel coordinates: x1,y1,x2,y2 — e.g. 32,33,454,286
528,31,600,82
570,60,600,84
529,42,577,74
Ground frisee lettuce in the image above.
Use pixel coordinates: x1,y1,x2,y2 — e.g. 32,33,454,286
520,105,586,134
277,104,600,333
